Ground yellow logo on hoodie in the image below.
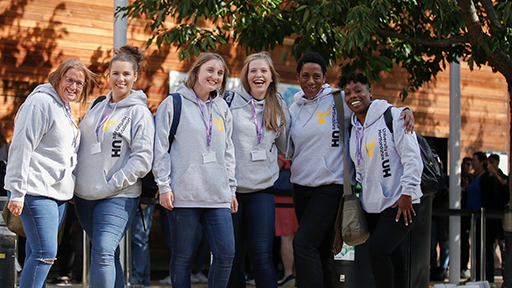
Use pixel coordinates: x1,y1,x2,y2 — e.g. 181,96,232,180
213,118,224,132
315,105,331,125
365,135,377,158
104,119,119,131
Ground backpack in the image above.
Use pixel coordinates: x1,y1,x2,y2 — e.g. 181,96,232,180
90,93,182,196
383,107,442,197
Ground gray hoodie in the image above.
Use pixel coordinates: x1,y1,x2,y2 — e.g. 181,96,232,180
348,100,422,213
74,89,154,200
229,86,290,193
5,83,80,202
153,83,236,208
288,84,354,187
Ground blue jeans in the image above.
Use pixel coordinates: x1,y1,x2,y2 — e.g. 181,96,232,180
292,184,343,288
16,194,67,288
131,204,155,285
228,191,277,288
168,208,235,288
74,196,139,288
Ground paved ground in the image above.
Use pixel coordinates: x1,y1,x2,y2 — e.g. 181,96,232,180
44,277,504,288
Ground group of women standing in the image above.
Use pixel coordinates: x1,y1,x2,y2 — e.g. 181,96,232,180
5,45,420,288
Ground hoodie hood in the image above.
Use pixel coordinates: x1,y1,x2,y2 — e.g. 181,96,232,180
105,89,148,108
293,83,333,106
351,99,392,128
27,83,66,107
176,83,225,107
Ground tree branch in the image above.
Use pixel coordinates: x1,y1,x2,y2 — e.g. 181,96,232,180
375,28,469,47
479,0,502,30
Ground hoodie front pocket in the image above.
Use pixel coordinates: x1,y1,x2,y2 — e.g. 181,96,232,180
174,163,231,203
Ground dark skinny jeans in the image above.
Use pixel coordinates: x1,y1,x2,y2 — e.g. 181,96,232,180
292,183,343,288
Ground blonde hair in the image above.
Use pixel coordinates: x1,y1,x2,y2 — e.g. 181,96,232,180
48,58,99,104
184,53,230,97
240,52,286,132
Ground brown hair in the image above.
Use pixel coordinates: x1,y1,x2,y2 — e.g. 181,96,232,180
240,52,286,132
110,45,145,74
48,58,99,104
184,53,230,97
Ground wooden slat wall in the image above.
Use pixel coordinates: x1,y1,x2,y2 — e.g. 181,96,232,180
0,0,509,160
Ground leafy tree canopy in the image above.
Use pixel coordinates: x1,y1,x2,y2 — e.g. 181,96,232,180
117,0,512,98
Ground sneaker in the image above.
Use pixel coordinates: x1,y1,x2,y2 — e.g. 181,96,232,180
191,273,199,284
159,275,172,285
461,269,470,279
194,272,208,283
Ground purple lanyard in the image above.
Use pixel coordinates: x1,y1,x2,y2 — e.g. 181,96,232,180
95,101,117,140
64,105,80,148
250,96,265,145
355,121,364,177
196,96,213,149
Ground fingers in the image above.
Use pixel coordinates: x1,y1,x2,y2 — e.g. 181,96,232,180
159,192,174,210
231,197,238,214
8,201,23,216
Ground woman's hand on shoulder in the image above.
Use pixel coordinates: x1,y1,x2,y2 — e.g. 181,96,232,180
159,191,174,210
8,200,23,216
392,194,415,226
400,109,415,133
231,196,238,214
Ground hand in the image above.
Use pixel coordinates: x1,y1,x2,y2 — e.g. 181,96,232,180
140,204,147,210
400,109,415,133
159,191,174,210
231,196,238,214
392,195,416,226
8,200,24,217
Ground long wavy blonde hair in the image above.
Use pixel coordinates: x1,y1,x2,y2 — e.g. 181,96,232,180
240,52,286,132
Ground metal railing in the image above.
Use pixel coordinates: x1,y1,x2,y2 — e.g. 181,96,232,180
433,207,504,282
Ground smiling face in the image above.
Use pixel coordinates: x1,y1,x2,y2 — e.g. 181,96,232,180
344,81,373,123
247,58,273,100
193,59,225,100
297,62,326,99
57,68,85,104
109,60,137,102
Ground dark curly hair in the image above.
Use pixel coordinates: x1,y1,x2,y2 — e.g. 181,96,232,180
296,52,327,75
338,72,371,89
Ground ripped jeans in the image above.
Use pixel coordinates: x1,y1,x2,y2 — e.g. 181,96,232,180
18,194,67,288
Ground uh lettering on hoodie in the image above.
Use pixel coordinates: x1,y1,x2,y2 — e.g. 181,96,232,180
377,128,391,178
110,115,131,157
325,104,340,148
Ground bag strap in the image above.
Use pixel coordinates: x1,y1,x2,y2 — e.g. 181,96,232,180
332,90,353,197
91,95,106,109
384,106,394,133
167,93,182,153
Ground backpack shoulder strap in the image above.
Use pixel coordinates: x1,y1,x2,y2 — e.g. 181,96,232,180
91,95,106,109
168,93,182,152
384,106,394,134
223,91,235,107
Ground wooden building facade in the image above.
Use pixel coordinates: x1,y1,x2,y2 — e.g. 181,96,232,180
0,0,510,274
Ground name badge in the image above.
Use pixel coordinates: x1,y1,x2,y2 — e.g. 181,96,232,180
91,142,101,155
251,150,266,161
202,151,217,164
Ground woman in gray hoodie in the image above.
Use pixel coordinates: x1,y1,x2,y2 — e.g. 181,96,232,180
74,45,154,288
225,52,290,288
288,53,415,288
153,52,237,288
340,72,422,288
4,58,97,288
